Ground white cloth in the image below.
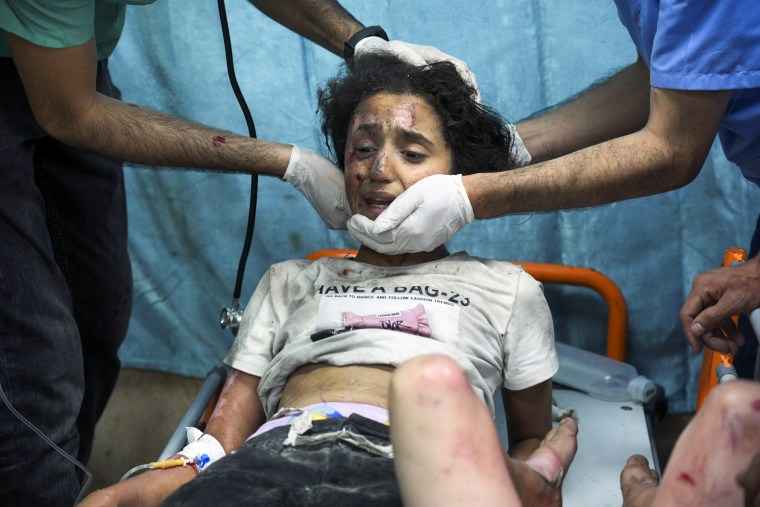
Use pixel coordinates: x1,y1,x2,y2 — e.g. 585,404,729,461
225,252,558,418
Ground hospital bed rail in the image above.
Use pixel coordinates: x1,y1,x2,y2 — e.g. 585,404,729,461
697,247,760,410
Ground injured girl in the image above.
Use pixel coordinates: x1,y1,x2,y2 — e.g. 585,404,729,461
80,54,577,506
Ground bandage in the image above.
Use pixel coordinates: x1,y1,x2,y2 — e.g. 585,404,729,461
178,427,226,472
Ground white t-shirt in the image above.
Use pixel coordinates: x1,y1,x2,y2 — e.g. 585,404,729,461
225,252,558,418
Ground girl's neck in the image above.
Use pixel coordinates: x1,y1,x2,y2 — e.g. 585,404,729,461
353,245,450,267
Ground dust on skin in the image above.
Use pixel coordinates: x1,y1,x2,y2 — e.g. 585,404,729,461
345,99,418,178
388,102,417,130
368,103,418,178
343,93,448,223
210,369,247,431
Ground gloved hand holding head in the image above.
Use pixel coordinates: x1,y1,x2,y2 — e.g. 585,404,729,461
354,37,482,104
283,145,350,229
343,26,481,103
316,54,524,254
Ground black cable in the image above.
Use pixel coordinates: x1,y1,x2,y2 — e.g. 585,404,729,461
217,0,258,301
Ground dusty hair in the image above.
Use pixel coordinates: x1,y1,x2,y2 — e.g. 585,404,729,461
317,54,516,174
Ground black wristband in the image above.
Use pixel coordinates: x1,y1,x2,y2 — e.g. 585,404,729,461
343,25,389,67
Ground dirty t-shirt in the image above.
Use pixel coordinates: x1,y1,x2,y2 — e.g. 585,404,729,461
225,252,558,418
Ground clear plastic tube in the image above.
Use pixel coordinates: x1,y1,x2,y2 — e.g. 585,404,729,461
120,457,194,482
120,463,152,482
0,380,92,503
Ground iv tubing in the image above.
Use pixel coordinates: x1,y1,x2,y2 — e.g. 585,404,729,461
0,380,92,504
120,457,193,482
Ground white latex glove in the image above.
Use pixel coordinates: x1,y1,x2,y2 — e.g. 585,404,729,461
354,37,481,103
283,144,350,229
347,174,474,254
506,123,532,168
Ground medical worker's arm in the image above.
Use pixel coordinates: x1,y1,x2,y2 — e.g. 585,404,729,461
469,84,729,213
79,370,264,507
250,1,479,99
464,83,734,217
248,0,362,56
348,79,730,253
516,58,651,163
680,254,760,354
501,380,553,460
6,34,286,174
4,32,349,227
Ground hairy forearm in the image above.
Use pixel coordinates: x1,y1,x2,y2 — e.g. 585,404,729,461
57,94,292,177
517,58,650,163
5,33,292,175
468,85,730,218
250,0,363,56
465,129,680,218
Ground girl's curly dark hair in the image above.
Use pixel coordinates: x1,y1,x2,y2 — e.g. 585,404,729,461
317,54,516,174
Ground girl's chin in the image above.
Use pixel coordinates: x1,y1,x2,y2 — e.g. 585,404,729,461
361,207,387,221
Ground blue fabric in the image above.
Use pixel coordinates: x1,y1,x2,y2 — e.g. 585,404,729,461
111,0,760,413
615,0,760,181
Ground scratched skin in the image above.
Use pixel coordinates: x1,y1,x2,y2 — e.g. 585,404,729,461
343,93,451,222
621,381,760,507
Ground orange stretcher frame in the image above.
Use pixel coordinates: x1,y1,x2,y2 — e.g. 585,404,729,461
306,249,628,361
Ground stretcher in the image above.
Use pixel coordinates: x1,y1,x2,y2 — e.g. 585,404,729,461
490,259,659,507
697,247,760,407
161,250,660,506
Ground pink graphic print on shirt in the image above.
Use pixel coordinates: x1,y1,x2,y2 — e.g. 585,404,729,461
341,303,432,337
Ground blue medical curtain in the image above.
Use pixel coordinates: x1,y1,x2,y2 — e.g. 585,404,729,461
112,0,760,412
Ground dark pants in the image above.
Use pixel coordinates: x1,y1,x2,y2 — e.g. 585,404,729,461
735,211,760,378
0,58,132,506
163,415,402,507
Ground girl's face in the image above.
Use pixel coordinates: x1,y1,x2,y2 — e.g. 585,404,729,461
343,93,453,220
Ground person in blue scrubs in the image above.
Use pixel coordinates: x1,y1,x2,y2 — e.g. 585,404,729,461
347,0,760,377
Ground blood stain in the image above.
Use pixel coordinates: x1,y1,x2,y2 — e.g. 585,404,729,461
677,472,696,486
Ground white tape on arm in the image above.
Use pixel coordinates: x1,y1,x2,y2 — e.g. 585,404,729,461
178,427,226,472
